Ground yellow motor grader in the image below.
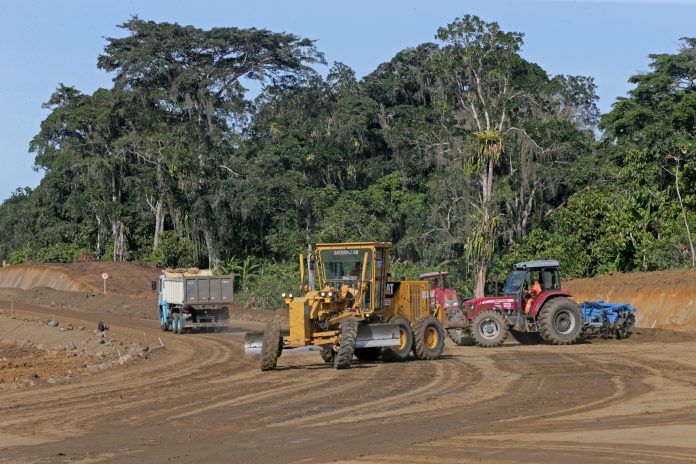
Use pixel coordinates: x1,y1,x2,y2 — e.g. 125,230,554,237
244,242,447,370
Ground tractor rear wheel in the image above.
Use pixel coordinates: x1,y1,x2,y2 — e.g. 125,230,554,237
260,321,282,371
471,311,508,347
413,316,445,360
334,318,358,369
320,349,335,363
538,297,583,345
354,347,381,362
447,328,476,346
509,330,543,345
381,316,413,362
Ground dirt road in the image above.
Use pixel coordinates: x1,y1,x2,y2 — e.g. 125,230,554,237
1,298,696,464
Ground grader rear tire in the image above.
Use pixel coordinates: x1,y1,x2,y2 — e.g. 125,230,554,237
381,316,413,362
260,321,281,371
334,319,358,369
471,311,508,347
413,316,445,360
538,297,583,345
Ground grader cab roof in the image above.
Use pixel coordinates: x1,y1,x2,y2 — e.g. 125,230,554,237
513,260,560,270
316,242,392,250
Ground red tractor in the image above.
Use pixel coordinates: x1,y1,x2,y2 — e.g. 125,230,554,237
461,260,584,347
419,271,475,346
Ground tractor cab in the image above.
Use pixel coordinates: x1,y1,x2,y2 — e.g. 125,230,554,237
419,271,460,311
504,260,561,295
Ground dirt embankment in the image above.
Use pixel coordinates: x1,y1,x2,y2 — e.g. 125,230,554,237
566,268,696,331
0,310,155,390
0,264,97,292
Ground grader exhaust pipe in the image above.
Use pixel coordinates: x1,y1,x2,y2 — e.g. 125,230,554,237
244,323,401,355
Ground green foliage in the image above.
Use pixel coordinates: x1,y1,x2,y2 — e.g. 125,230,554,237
0,16,692,305
236,261,298,311
146,231,194,268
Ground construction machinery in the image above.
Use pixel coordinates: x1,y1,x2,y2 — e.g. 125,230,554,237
244,242,446,370
580,300,636,339
419,271,474,346
158,269,233,334
460,260,585,347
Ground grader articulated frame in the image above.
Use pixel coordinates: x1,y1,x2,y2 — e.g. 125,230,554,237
245,242,447,370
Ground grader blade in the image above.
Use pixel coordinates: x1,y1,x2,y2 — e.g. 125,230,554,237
355,323,401,348
244,331,264,355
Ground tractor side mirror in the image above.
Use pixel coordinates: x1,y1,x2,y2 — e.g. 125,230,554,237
151,280,158,291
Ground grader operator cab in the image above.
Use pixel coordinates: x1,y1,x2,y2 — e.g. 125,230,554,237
244,242,446,371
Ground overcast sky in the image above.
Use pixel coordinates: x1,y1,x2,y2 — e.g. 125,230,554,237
1,0,694,201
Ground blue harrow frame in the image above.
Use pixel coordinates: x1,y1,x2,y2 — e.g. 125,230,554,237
580,300,637,339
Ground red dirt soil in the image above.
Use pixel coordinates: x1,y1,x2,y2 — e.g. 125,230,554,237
565,268,696,331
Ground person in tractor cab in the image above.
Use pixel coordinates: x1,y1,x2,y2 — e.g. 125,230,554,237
524,280,542,314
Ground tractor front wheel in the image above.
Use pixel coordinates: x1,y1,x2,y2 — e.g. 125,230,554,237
381,316,413,362
538,298,583,345
334,319,358,369
413,316,445,360
260,321,282,371
471,311,508,347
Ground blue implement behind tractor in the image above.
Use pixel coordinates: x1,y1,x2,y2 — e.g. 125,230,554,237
580,300,637,339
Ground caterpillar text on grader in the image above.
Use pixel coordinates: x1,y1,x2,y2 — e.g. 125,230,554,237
244,242,448,370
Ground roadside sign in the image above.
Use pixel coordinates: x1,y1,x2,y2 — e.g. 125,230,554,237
101,272,109,294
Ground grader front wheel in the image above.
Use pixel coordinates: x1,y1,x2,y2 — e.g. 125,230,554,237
260,321,282,371
334,318,358,369
413,316,445,360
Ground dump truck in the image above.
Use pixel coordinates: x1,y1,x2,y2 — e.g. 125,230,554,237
460,260,585,347
244,242,447,370
158,269,233,334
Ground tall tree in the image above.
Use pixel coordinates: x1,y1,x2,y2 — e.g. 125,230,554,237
97,17,324,267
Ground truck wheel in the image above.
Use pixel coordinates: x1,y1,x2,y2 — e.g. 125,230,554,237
354,347,380,362
413,316,445,360
172,313,182,335
616,315,635,340
260,321,282,371
471,311,508,347
381,316,413,362
509,330,543,345
538,298,583,345
320,349,335,363
447,328,476,346
334,318,358,369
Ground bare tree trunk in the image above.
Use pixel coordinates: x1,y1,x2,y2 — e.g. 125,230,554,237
202,227,218,271
95,215,102,258
674,161,695,267
153,198,164,250
474,257,487,297
473,148,498,298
